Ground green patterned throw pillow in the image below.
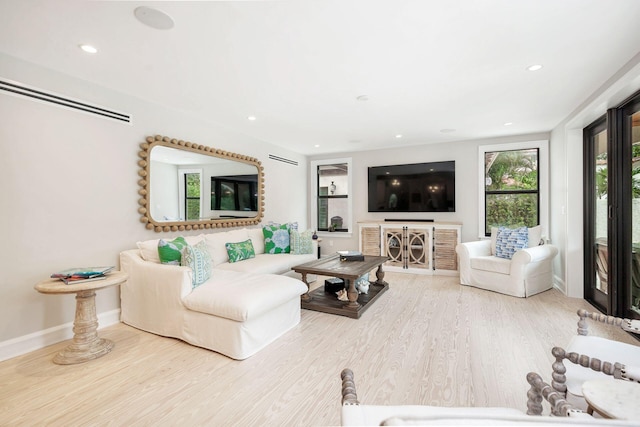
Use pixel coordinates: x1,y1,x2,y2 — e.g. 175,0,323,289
291,230,314,255
158,236,188,265
225,239,256,263
263,224,291,254
181,241,212,289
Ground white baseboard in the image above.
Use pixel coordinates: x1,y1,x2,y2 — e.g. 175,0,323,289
0,309,121,363
553,274,566,294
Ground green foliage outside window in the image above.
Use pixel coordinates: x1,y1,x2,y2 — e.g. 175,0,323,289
485,149,538,234
486,194,538,231
185,173,201,220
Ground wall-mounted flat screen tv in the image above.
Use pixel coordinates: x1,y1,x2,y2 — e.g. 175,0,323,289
368,161,455,212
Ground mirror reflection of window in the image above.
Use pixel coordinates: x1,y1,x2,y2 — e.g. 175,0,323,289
184,172,201,220
220,182,236,210
211,176,258,212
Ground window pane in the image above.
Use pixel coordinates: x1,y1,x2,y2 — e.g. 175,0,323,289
485,193,538,231
485,149,538,190
593,128,608,295
631,111,640,314
484,148,539,235
185,172,200,220
220,182,235,210
238,182,251,211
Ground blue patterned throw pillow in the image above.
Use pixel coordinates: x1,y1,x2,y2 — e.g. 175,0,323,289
181,241,212,289
495,226,529,260
263,224,291,254
225,239,256,263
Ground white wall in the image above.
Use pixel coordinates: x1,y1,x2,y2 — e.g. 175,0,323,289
0,53,308,356
309,133,549,253
550,52,640,298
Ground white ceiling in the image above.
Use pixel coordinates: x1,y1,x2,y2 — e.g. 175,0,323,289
1,0,640,155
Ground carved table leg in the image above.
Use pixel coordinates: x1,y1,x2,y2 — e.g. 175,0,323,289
300,272,312,302
345,279,360,308
53,290,114,365
373,264,388,286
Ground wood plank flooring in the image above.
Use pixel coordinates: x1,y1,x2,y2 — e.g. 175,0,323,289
1,274,637,426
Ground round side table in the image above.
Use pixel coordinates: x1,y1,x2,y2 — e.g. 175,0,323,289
34,271,128,365
582,379,640,420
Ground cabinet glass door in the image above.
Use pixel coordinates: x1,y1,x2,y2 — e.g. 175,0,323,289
407,229,428,269
384,229,404,267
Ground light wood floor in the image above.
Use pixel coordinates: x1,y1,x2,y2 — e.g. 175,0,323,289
1,274,637,426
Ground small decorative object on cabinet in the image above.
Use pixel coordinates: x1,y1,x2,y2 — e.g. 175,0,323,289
358,221,461,275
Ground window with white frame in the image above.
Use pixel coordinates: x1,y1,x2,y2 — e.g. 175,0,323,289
478,140,549,237
310,158,352,234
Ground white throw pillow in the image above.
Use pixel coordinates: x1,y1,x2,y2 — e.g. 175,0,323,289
246,227,265,255
528,225,543,247
205,228,250,266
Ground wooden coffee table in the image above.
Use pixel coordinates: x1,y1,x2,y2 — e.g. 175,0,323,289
292,254,389,319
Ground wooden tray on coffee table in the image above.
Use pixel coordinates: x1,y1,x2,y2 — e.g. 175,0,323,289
291,254,389,319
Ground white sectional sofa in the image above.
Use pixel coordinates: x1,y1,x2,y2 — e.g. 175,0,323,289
120,227,317,360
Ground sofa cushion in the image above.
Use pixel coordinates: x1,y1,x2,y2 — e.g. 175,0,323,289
246,227,265,254
205,229,250,266
470,256,511,275
158,237,189,265
290,229,314,255
182,270,306,321
215,253,316,275
181,241,212,288
225,239,256,263
495,226,528,259
263,224,291,254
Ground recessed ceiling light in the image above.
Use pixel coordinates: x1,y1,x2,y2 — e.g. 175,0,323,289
356,95,369,101
314,144,320,148
79,44,98,54
134,6,174,30
504,122,513,126
527,64,543,71
395,134,403,139
440,128,456,133
247,116,256,121
348,140,361,144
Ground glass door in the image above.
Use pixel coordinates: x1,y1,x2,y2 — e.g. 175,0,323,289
631,111,640,316
584,117,610,313
621,104,640,318
584,89,640,320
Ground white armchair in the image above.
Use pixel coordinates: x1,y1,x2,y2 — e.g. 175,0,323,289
456,236,558,298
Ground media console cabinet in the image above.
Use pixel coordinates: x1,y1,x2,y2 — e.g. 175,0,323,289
358,221,461,275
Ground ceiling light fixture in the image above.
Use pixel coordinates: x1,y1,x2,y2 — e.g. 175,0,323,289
134,6,174,30
504,122,513,126
395,134,403,139
247,116,256,121
314,144,320,148
79,44,98,54
356,95,369,101
527,64,543,71
440,128,456,133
